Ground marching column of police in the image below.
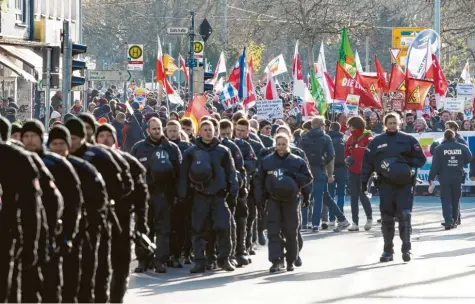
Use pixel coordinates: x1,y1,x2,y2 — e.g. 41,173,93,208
9,108,475,300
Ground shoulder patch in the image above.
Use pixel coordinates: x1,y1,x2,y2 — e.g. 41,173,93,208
414,144,421,151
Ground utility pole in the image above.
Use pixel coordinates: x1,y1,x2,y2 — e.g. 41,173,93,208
45,47,52,126
62,21,71,117
189,11,195,104
124,42,128,101
434,0,441,58
365,36,370,72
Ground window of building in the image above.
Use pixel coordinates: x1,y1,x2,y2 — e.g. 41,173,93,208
15,0,25,23
71,0,77,21
49,0,55,17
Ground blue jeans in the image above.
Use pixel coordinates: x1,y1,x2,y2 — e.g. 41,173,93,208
328,167,347,222
311,172,327,228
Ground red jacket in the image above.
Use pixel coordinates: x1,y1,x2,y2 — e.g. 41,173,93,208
344,130,373,174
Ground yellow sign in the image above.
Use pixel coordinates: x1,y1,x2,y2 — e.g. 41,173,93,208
391,27,424,67
194,41,204,54
128,45,143,60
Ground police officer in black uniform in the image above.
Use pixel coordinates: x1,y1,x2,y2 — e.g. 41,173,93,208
179,120,239,273
219,119,251,267
255,133,313,273
95,123,149,302
429,129,472,230
0,117,42,303
56,121,110,303
234,118,266,252
22,120,83,303
166,120,194,268
362,112,427,263
131,117,182,273
66,117,125,302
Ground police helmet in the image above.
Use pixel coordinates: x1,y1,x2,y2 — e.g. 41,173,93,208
150,149,174,184
380,157,413,185
189,150,213,184
266,170,299,201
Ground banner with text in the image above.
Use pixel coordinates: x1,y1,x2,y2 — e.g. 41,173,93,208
256,99,283,120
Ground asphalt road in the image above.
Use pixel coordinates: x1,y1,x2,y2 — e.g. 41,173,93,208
125,197,475,303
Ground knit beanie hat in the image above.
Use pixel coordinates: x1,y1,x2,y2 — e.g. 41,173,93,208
78,113,97,133
21,119,45,142
65,118,86,138
47,125,71,148
95,123,117,143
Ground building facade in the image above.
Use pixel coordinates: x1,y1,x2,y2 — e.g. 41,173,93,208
0,0,80,121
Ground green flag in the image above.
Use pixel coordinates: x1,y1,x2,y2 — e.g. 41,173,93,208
339,27,356,77
310,69,327,116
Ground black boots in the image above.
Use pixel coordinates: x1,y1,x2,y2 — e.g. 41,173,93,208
218,258,235,272
269,261,280,273
380,252,394,262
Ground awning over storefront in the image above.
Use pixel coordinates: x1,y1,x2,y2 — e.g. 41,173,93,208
0,44,42,75
0,52,37,83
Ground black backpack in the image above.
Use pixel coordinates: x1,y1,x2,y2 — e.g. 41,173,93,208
300,134,329,167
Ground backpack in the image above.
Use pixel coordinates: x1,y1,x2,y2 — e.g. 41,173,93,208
300,134,329,168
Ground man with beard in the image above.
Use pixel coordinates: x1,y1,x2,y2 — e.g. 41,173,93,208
131,117,182,273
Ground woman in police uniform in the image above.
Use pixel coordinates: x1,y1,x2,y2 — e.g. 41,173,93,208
361,112,427,263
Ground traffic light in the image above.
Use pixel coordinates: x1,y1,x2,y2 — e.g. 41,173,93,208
70,43,87,89
42,46,61,88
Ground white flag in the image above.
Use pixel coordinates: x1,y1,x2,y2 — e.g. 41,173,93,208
318,42,327,73
265,54,287,76
215,77,224,93
211,51,226,84
461,60,471,83
355,49,363,73
423,41,433,79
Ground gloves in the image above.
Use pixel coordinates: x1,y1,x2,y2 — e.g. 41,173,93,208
302,200,310,208
361,183,368,193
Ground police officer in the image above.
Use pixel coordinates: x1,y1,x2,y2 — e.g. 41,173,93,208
218,119,250,267
95,123,149,302
0,117,42,303
430,120,468,155
224,120,257,264
255,133,313,273
58,120,110,303
166,120,194,268
179,120,239,273
258,120,275,148
66,117,125,302
429,129,472,230
22,120,83,303
131,117,182,273
362,112,427,263
235,118,265,251
78,112,98,143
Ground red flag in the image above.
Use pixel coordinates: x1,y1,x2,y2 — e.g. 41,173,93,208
155,35,166,84
324,72,335,99
228,61,240,90
334,63,382,109
265,70,279,100
243,57,256,109
388,64,406,93
302,101,319,120
405,77,433,110
357,73,382,105
374,55,387,90
179,54,188,82
183,95,210,132
426,54,448,96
